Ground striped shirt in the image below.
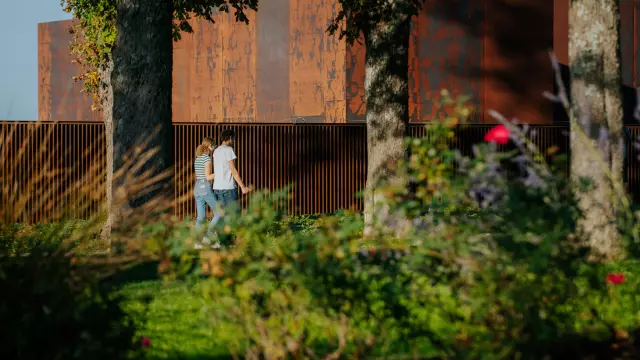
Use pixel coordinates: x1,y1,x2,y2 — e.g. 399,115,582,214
194,154,211,180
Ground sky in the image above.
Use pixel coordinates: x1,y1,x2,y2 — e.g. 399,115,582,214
0,0,72,120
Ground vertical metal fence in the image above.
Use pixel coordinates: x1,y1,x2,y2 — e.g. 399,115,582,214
2,121,640,224
174,123,368,218
0,122,106,224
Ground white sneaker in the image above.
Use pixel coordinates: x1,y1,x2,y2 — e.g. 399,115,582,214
194,236,211,250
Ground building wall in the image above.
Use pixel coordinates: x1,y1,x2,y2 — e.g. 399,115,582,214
483,0,554,124
38,20,100,122
346,0,485,122
37,0,638,124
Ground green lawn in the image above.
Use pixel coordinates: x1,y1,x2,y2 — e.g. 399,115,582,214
112,264,232,360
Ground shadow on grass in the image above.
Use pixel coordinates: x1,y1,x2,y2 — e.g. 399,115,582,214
145,355,233,360
535,333,640,360
106,260,162,286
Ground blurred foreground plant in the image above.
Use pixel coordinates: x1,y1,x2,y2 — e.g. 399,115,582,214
155,91,640,360
0,122,176,359
0,222,138,360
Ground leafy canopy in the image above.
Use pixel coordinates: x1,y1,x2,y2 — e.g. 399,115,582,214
60,0,258,109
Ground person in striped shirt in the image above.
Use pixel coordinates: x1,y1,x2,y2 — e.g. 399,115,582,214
193,137,221,249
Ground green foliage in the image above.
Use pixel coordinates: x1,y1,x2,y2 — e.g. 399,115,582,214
10,91,640,357
61,0,258,108
61,0,116,107
153,94,640,359
0,222,137,360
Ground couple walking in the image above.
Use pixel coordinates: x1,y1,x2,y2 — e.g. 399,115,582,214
193,129,250,249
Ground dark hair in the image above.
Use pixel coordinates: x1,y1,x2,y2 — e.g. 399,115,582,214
221,129,235,143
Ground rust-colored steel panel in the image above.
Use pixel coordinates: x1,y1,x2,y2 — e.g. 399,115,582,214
172,46,193,122
483,0,554,124
38,21,100,122
38,25,52,122
288,0,345,123
171,12,258,123
44,0,640,126
255,0,290,122
345,37,366,122
415,1,484,123
174,17,225,123
553,0,569,66
637,0,640,87
221,12,257,122
321,1,347,123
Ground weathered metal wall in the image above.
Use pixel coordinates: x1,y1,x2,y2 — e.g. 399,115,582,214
482,0,554,124
37,0,639,124
171,0,348,123
40,0,346,123
38,21,100,122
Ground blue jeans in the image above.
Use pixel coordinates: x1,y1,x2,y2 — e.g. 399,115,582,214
214,189,239,219
194,180,220,234
214,189,238,207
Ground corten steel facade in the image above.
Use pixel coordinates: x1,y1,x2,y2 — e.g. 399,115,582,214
0,122,105,224
5,120,640,224
40,0,640,125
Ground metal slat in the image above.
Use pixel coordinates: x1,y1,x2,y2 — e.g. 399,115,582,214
4,121,639,223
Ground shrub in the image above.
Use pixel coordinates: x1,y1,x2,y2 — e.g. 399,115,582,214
156,96,640,359
0,222,137,360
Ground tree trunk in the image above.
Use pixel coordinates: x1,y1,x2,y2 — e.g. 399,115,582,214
100,54,114,241
362,3,411,238
109,0,174,235
569,0,623,260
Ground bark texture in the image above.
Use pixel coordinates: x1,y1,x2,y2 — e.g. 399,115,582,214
100,54,114,240
362,2,412,237
109,0,174,232
569,0,623,259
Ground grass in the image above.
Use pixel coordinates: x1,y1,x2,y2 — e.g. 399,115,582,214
117,278,232,359
105,261,232,359
102,213,341,359
0,221,234,359
99,213,338,359
3,212,640,359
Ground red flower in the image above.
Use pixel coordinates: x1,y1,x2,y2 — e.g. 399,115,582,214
141,336,151,349
606,273,625,285
484,125,510,145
